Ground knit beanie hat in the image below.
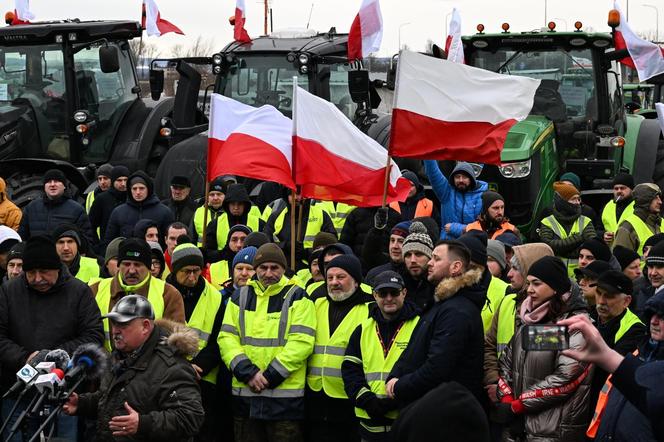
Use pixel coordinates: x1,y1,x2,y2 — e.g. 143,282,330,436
553,180,580,201
613,173,635,189
646,241,664,267
512,243,554,276
43,169,66,185
481,191,504,213
96,163,113,178
228,224,252,240
487,239,507,270
253,243,287,269
128,175,148,188
52,223,82,248
458,231,488,267
413,216,440,244
326,254,363,284
633,183,662,209
613,245,641,270
105,237,125,264
232,246,258,270
209,176,228,193
559,172,581,189
0,226,21,254
7,242,25,263
528,256,571,294
402,222,434,258
244,232,270,249
644,233,664,250
320,243,354,264
312,232,338,251
118,238,152,268
495,230,522,249
171,243,204,274
111,165,130,182
391,220,412,238
579,238,611,262
23,236,61,271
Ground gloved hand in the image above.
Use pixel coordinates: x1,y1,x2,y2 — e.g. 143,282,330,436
374,207,389,230
364,396,387,420
509,415,525,438
492,403,517,425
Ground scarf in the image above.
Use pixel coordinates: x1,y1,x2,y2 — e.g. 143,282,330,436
520,292,570,325
117,273,151,293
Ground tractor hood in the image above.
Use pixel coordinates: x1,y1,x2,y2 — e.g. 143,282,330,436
500,115,554,162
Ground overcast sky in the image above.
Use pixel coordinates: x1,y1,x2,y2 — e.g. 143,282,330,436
2,0,661,56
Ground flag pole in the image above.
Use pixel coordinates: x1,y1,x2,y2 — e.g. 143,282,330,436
202,181,210,249
290,75,299,271
382,48,405,209
380,155,392,208
290,188,296,270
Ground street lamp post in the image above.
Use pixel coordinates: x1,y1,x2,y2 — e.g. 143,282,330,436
544,0,547,26
399,22,411,50
553,17,568,31
644,4,659,43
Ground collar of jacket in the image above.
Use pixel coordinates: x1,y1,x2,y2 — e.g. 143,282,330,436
23,264,71,293
434,268,483,302
110,274,152,300
368,299,419,323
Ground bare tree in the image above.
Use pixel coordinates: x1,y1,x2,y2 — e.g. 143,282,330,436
170,36,217,58
129,39,160,68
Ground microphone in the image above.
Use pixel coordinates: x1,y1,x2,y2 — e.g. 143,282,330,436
2,350,51,399
30,369,65,414
64,343,108,385
44,349,70,371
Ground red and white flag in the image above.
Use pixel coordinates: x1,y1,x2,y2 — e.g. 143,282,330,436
444,8,464,64
293,86,409,207
208,93,294,189
613,1,664,81
233,0,251,43
13,0,35,24
347,0,383,61
390,50,539,165
142,0,184,37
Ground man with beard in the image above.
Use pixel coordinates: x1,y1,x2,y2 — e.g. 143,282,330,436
602,173,635,245
364,221,411,285
466,191,517,239
614,183,664,255
209,225,250,289
400,222,435,310
89,165,129,247
388,171,437,224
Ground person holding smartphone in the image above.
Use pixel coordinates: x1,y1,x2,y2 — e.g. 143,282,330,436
495,256,593,441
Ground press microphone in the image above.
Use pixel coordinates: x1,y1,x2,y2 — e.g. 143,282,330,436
2,350,51,399
30,369,65,414
64,343,108,385
44,349,70,371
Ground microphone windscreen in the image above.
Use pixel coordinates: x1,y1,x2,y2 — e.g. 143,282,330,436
72,343,108,381
45,349,70,370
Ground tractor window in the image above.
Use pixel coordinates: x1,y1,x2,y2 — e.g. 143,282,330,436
73,43,137,162
219,55,309,117
327,63,358,120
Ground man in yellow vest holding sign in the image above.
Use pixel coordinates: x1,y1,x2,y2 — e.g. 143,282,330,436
341,271,419,441
614,183,664,255
90,238,185,351
601,173,635,245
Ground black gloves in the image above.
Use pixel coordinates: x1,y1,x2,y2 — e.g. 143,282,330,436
492,403,517,425
374,207,389,230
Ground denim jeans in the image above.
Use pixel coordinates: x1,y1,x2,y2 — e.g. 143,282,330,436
1,397,78,441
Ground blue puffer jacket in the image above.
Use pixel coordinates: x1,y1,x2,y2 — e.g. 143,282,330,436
18,193,94,244
424,160,488,239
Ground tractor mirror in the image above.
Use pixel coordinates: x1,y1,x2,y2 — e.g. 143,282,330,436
149,69,164,101
348,69,370,104
99,46,120,73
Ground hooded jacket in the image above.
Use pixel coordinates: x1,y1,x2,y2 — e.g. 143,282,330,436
76,319,205,442
389,267,487,404
0,178,21,230
614,183,663,253
89,184,127,247
498,289,593,442
104,172,174,245
539,193,596,258
424,160,488,239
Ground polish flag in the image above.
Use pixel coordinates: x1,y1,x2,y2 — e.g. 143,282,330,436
613,1,664,81
444,8,464,64
208,94,294,189
142,0,184,37
293,86,409,207
390,50,539,165
13,0,35,24
347,0,383,61
233,0,251,43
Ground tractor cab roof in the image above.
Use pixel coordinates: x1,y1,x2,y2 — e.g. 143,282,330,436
0,20,141,46
462,30,613,52
221,28,348,57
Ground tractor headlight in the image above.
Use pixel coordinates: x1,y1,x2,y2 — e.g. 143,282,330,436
499,160,531,178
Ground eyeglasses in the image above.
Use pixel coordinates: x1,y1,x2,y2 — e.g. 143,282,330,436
375,289,402,299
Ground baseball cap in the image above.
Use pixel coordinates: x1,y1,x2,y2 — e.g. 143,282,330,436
103,294,155,323
373,271,405,291
573,260,611,280
590,270,633,297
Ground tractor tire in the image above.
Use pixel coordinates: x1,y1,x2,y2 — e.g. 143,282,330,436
653,140,664,191
4,173,46,208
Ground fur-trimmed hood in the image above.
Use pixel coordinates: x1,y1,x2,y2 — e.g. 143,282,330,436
434,268,485,307
155,319,199,357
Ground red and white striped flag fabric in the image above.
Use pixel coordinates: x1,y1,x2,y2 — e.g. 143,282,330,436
208,93,294,189
613,1,664,81
142,0,184,37
234,0,251,43
293,86,409,207
390,50,539,165
444,8,464,64
347,0,383,61
13,0,35,24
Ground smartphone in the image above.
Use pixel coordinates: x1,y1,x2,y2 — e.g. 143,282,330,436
521,324,569,351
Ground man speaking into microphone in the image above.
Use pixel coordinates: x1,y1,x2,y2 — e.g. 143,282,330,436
0,235,104,440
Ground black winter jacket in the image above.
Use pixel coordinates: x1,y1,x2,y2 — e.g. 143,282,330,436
0,266,104,393
18,193,94,244
90,187,127,245
340,207,401,271
77,321,205,442
162,196,197,227
389,268,487,405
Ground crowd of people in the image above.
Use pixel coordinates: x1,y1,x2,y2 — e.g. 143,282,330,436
0,162,662,442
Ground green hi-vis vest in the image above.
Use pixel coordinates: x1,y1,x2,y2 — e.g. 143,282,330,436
210,260,230,290
351,315,419,430
496,294,517,359
75,256,100,284
273,204,326,249
307,297,369,398
85,191,95,213
481,276,508,334
215,206,262,250
95,276,166,351
315,201,356,237
614,308,644,343
541,214,590,276
601,200,634,233
621,214,664,256
193,206,221,247
187,280,222,384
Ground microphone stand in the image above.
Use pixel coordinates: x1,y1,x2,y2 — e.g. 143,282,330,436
0,385,34,436
26,376,86,442
4,393,41,442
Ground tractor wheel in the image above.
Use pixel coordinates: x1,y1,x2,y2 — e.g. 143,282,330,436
654,140,664,191
4,173,46,208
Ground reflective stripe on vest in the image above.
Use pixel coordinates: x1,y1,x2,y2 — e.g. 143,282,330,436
210,260,230,290
315,201,355,236
353,316,419,421
273,204,325,248
481,276,508,334
307,297,369,398
75,256,100,284
496,294,517,358
601,200,635,233
541,215,589,276
85,191,95,213
389,198,433,218
187,280,222,384
215,206,262,250
95,277,166,351
614,308,643,343
622,214,664,256
193,206,220,247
